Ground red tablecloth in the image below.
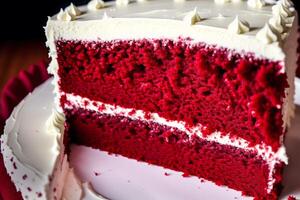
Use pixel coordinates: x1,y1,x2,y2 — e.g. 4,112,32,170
0,61,49,200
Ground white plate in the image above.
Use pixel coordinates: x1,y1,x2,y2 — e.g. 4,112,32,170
69,108,300,200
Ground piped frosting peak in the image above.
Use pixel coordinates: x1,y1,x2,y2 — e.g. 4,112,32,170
227,16,250,34
247,0,265,9
87,0,105,10
272,3,294,18
256,23,280,44
183,8,202,25
66,3,82,17
269,14,287,34
57,9,74,21
116,0,130,7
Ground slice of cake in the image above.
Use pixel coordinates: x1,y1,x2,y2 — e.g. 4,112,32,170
40,0,300,199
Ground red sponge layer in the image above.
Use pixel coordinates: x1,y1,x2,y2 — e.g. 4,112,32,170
56,39,287,150
65,107,284,200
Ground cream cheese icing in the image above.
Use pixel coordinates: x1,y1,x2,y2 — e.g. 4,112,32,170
87,0,106,11
227,16,250,34
247,0,265,9
66,3,82,17
256,22,281,44
45,0,297,62
57,9,74,21
269,14,287,33
116,0,130,7
183,7,202,25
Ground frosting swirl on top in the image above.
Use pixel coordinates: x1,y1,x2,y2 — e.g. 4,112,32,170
272,3,294,18
227,16,250,34
57,9,74,21
256,23,280,44
247,0,265,9
116,0,130,7
268,14,287,33
66,3,82,17
87,0,105,10
272,1,295,27
183,8,202,25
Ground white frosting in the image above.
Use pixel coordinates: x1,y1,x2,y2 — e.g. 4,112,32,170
247,0,265,9
87,0,105,11
227,16,250,34
183,8,202,25
214,0,231,4
45,0,298,62
102,12,111,20
116,0,130,7
66,3,82,17
269,14,287,33
57,9,74,21
0,81,67,200
272,3,294,18
256,23,280,44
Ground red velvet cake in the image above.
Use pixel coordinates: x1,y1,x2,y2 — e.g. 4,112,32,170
1,0,299,199
46,0,298,199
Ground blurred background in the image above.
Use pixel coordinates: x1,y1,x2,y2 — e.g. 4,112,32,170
0,0,94,90
0,0,298,90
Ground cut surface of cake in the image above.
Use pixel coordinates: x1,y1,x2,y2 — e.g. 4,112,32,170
45,0,298,199
1,0,299,199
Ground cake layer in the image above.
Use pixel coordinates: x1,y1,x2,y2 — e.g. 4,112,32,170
57,39,287,150
65,107,285,199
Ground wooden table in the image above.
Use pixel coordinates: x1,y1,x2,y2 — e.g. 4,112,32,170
0,40,48,91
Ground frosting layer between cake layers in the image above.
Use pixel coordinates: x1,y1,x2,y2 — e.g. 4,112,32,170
61,91,286,194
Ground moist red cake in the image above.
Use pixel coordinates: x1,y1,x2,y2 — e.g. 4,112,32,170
3,0,298,199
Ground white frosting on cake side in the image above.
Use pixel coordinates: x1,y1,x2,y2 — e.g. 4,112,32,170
0,80,106,200
0,81,67,200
